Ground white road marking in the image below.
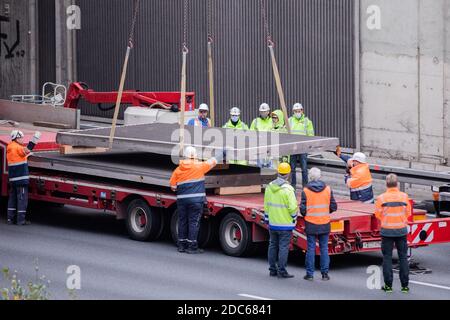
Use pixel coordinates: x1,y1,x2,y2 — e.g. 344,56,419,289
410,281,450,291
238,294,274,300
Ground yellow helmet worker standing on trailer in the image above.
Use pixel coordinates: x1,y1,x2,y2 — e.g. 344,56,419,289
264,163,298,279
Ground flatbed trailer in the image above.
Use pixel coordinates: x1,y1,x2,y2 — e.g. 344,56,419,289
1,124,450,257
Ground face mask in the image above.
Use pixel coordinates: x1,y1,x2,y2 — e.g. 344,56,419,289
294,113,303,119
231,116,239,123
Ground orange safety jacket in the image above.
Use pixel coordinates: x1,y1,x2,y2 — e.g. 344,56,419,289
194,118,212,127
169,158,217,204
346,163,374,203
375,188,411,230
303,186,332,225
7,141,29,186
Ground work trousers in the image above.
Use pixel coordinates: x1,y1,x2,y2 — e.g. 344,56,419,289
305,233,330,277
177,202,203,250
268,230,292,275
7,185,29,225
381,235,409,288
290,154,308,188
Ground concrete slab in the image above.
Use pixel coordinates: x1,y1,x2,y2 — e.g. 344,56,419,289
56,123,339,161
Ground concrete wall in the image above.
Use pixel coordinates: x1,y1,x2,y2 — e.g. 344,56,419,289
0,0,36,98
359,0,450,165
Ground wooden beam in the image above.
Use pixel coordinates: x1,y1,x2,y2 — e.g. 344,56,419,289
60,145,108,155
214,185,261,196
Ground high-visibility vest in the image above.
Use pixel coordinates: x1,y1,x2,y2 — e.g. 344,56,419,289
7,141,29,185
222,119,249,130
289,116,315,136
375,189,411,230
303,186,331,225
264,182,298,231
347,163,373,193
193,118,212,128
250,117,273,132
222,120,249,165
169,158,217,203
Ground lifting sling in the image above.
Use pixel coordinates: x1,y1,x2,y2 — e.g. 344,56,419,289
109,0,141,149
261,0,291,134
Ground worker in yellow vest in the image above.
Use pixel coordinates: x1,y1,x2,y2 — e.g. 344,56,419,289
251,103,273,168
289,103,314,189
264,163,298,278
271,110,289,169
300,168,337,281
375,174,411,293
222,107,248,165
250,103,273,131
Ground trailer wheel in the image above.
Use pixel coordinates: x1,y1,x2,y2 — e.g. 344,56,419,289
170,209,214,248
219,212,254,257
126,199,161,241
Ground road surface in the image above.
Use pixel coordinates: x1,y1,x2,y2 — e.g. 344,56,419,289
0,205,449,300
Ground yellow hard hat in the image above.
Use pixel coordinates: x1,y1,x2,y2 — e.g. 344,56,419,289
278,163,291,175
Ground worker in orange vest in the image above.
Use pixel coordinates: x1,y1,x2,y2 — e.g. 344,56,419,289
300,168,337,281
170,146,221,254
7,130,41,225
375,174,411,293
336,148,374,204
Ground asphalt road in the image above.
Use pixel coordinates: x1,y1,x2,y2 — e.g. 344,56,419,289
0,205,449,300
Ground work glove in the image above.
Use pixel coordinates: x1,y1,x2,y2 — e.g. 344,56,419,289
27,131,41,151
31,131,41,144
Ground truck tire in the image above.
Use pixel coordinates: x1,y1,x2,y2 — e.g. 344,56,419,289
219,212,255,257
126,199,161,241
170,209,214,248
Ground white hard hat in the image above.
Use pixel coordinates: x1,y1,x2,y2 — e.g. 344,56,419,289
259,103,270,112
198,103,209,112
293,103,304,111
11,130,24,141
230,107,240,116
184,146,197,159
351,152,367,164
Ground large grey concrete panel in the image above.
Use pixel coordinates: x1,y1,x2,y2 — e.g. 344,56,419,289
0,99,80,129
56,123,339,161
29,151,274,188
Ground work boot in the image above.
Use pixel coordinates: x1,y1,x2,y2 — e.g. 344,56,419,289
321,273,330,281
269,271,278,277
18,221,31,226
381,285,393,293
186,248,204,254
277,272,294,279
303,275,314,281
177,246,186,253
401,287,410,294
6,219,13,225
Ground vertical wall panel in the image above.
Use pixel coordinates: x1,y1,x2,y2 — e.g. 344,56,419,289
76,0,355,147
